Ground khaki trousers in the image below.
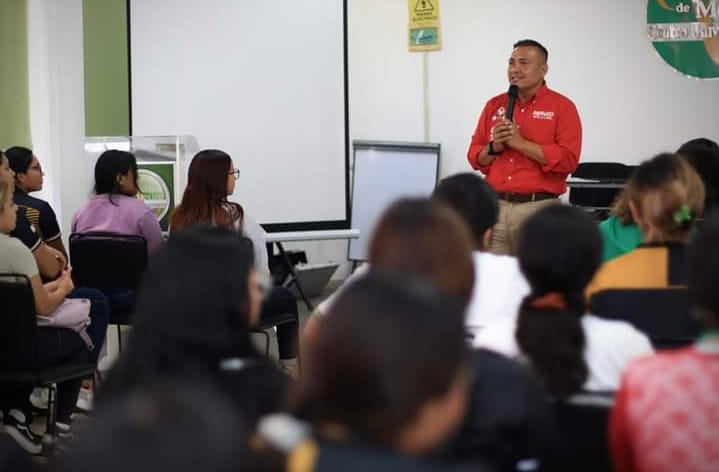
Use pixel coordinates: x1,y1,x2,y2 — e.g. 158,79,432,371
490,198,560,255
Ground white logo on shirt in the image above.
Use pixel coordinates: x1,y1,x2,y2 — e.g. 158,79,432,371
532,110,554,120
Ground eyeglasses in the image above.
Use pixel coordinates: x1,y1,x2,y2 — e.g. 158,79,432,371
228,169,240,180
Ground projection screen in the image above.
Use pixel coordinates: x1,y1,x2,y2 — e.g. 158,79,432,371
129,0,349,231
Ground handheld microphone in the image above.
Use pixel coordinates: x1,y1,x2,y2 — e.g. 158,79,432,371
506,85,518,121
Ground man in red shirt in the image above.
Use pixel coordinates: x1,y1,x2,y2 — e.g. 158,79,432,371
467,39,582,255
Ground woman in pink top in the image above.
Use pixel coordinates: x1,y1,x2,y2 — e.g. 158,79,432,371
72,150,162,253
610,211,719,472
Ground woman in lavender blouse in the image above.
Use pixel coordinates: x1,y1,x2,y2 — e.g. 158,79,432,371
72,150,162,253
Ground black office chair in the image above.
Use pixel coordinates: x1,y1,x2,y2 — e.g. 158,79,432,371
252,313,299,358
252,286,300,366
550,391,614,472
590,288,699,349
569,162,636,219
69,232,148,352
0,274,96,450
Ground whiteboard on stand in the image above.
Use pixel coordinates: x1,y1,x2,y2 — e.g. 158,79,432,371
348,141,440,261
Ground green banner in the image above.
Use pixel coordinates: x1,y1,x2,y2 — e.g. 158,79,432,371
137,163,174,231
647,0,719,79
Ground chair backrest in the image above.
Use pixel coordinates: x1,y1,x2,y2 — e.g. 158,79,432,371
0,274,39,370
69,232,148,290
551,391,614,472
569,162,636,212
590,288,699,349
572,162,635,181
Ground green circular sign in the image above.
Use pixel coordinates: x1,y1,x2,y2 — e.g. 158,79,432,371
137,168,172,221
646,0,719,79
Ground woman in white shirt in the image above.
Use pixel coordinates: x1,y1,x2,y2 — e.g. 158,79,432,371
170,150,298,373
474,205,652,394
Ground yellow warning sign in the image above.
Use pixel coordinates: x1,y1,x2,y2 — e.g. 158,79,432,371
408,0,441,51
412,0,437,22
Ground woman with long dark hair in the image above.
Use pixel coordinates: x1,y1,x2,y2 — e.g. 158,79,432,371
475,205,652,395
99,226,287,426
171,149,298,373
72,149,163,253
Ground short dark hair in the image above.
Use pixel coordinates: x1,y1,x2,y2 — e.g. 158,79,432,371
688,209,719,324
676,138,719,210
513,39,548,62
4,146,33,175
515,205,602,397
292,270,467,448
93,149,139,195
432,173,498,249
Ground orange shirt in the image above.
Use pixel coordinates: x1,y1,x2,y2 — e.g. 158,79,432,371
585,243,688,301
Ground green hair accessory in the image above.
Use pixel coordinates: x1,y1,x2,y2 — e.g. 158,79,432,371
673,204,692,225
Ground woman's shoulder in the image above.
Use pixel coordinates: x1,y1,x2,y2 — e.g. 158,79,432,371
0,234,38,277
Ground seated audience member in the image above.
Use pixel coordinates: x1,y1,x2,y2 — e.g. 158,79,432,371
5,147,109,362
676,137,719,212
5,146,66,257
305,197,559,471
0,151,65,280
286,271,477,471
72,149,163,253
599,180,643,263
475,205,653,393
71,149,162,324
600,141,715,262
609,210,719,472
0,179,93,453
98,226,287,428
587,153,705,298
431,172,530,334
55,382,263,472
171,149,298,375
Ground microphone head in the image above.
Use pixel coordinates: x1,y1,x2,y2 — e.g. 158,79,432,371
508,84,518,97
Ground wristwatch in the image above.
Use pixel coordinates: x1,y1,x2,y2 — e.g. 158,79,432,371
487,141,500,156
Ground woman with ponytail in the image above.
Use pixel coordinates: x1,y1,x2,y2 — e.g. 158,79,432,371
475,205,652,395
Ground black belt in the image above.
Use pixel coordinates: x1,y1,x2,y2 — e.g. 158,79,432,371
497,192,558,203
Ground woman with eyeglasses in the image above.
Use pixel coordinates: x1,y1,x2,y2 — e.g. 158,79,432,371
171,149,300,376
5,146,67,258
98,226,288,427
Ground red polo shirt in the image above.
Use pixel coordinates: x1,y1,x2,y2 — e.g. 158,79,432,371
467,83,582,195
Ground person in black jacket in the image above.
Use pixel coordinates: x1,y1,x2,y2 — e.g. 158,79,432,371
98,226,288,428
